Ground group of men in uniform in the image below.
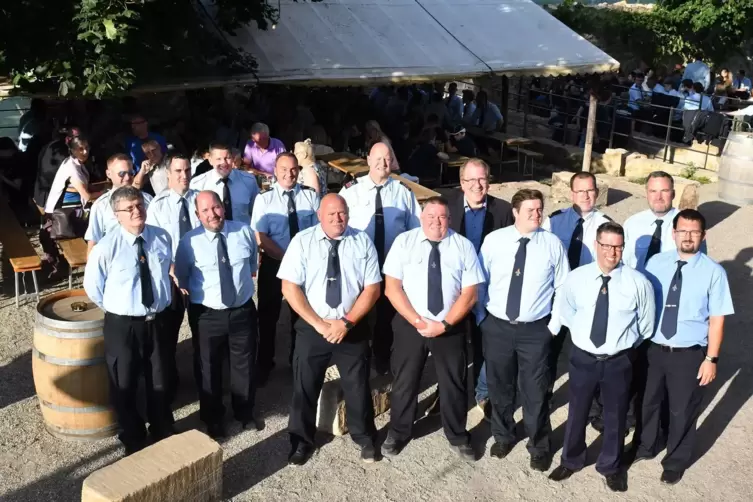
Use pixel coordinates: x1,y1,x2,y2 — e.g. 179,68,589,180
83,140,733,491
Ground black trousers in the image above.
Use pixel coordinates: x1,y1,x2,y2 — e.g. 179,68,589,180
257,256,297,373
164,283,184,402
547,326,569,404
289,319,376,448
187,299,258,426
561,346,634,475
638,343,705,472
104,311,174,449
389,316,470,446
481,313,552,456
468,313,484,388
370,285,396,365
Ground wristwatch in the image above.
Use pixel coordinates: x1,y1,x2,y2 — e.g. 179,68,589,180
441,320,452,332
341,318,355,331
705,355,719,364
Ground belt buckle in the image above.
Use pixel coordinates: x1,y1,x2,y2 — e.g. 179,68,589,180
594,354,610,361
145,314,155,322
508,319,519,325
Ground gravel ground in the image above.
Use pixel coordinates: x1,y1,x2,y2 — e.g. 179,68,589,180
1,177,752,501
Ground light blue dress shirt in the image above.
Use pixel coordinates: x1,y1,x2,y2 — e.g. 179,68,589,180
145,188,201,258
463,102,477,121
628,84,644,111
189,168,260,226
623,207,708,272
734,76,752,90
644,250,734,348
277,225,382,320
174,220,258,310
465,102,504,130
477,226,569,334
446,94,464,124
83,224,173,316
682,60,711,91
250,183,320,252
339,175,421,256
683,92,713,112
558,262,655,356
543,207,612,268
383,228,485,322
463,198,487,254
85,189,153,243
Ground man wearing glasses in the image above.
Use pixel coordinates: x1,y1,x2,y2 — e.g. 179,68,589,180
85,153,154,255
549,222,655,492
633,209,733,485
543,172,612,430
445,158,513,418
83,186,174,456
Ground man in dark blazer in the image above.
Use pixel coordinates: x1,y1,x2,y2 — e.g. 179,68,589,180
434,158,513,417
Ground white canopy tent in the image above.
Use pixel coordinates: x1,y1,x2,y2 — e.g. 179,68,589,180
196,0,619,86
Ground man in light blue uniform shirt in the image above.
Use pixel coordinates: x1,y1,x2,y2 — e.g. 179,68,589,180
83,186,174,455
445,82,464,126
682,54,711,92
381,197,484,461
251,152,320,384
634,209,734,485
340,141,421,374
623,171,706,272
190,142,260,226
477,189,569,471
278,194,382,466
174,191,261,439
145,153,201,400
86,153,153,254
549,222,654,493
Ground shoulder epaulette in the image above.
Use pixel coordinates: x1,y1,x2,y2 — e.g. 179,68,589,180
300,184,315,191
344,179,358,189
603,214,614,222
549,209,564,218
259,186,273,194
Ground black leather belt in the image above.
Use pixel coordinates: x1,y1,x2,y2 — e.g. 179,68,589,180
653,343,703,353
582,346,634,362
106,311,162,322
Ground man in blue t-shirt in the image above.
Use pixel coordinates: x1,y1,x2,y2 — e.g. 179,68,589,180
126,114,168,172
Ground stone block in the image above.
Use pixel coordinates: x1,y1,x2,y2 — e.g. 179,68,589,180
623,153,685,179
317,365,392,436
600,148,628,176
81,430,222,502
673,177,701,210
551,171,609,208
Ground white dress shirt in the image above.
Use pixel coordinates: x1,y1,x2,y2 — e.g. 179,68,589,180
83,224,173,316
85,189,154,243
277,225,382,320
189,168,260,226
542,207,612,268
145,188,201,258
477,226,569,334
383,228,485,322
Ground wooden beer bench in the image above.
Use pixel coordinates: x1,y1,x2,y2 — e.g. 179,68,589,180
0,200,41,307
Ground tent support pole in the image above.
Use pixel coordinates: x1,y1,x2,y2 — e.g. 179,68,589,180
581,92,598,172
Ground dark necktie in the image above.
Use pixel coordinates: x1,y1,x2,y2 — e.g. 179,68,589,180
478,105,486,127
661,260,687,339
374,186,385,266
645,219,663,265
179,197,192,238
590,275,611,348
568,217,584,270
326,239,342,308
284,190,299,239
220,178,233,221
136,236,154,308
216,233,236,306
505,237,530,321
427,241,443,316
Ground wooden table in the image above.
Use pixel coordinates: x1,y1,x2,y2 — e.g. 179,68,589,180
319,152,439,202
466,126,533,146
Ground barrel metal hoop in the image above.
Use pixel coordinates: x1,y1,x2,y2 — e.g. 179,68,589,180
45,423,118,437
718,175,753,188
34,323,103,340
36,311,104,331
40,400,110,413
32,348,105,366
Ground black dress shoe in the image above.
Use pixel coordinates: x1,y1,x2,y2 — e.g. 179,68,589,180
288,443,314,466
489,442,514,459
123,439,148,457
660,470,684,485
452,443,476,462
382,434,406,458
206,423,226,440
149,425,176,443
361,444,377,463
631,450,656,465
530,454,551,472
242,416,265,432
548,465,577,482
605,472,628,492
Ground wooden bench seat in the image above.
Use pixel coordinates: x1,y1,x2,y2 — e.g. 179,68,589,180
516,148,545,160
58,238,87,289
0,200,42,306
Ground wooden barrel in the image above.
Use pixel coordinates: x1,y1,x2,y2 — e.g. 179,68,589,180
32,289,116,440
718,131,753,206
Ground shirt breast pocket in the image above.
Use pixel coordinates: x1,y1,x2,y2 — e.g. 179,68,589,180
195,253,218,272
230,246,252,267
611,292,637,314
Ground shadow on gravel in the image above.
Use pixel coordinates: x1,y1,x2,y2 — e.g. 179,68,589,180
607,188,633,206
698,201,739,230
689,247,753,467
0,350,34,410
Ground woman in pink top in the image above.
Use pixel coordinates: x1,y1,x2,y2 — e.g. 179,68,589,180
242,122,287,175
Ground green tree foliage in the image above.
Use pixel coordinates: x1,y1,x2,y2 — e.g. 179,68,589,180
0,0,277,98
551,0,753,69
